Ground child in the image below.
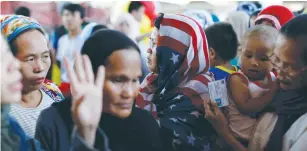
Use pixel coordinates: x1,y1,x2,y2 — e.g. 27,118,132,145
226,25,279,145
205,22,239,80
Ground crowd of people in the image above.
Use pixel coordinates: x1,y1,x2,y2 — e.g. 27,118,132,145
1,1,307,151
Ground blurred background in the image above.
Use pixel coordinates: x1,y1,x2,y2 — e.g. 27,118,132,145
1,1,306,35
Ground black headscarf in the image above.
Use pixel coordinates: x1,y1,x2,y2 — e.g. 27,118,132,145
264,86,307,151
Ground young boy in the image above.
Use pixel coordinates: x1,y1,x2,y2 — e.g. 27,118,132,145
205,22,239,80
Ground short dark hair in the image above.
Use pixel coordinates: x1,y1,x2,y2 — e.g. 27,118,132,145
128,1,144,13
280,14,307,65
15,6,31,17
81,29,140,74
62,3,85,19
205,22,238,61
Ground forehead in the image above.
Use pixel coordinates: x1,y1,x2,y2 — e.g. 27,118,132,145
105,49,142,76
243,36,273,54
63,9,80,16
274,35,305,65
14,30,48,56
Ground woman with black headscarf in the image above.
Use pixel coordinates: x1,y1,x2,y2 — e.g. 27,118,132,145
35,29,162,151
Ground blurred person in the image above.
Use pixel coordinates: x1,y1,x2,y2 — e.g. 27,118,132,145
255,5,294,30
0,33,111,151
35,29,162,151
206,22,239,80
1,15,64,138
127,1,151,42
183,9,214,29
226,11,250,66
204,14,307,151
237,2,261,16
113,13,150,82
15,6,31,17
136,13,216,151
249,9,261,27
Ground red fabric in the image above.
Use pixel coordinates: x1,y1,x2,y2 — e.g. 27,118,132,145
140,1,157,26
58,82,71,97
257,5,294,28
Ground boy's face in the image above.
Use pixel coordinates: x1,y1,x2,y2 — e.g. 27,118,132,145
62,9,83,32
271,35,307,90
240,36,274,81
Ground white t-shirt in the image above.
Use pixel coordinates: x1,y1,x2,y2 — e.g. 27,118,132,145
9,90,56,138
56,34,85,83
56,22,97,83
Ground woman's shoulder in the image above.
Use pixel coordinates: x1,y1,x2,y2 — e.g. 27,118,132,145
41,79,64,102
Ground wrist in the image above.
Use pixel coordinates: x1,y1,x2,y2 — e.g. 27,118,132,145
76,126,97,148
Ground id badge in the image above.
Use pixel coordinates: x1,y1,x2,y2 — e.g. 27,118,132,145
208,79,229,107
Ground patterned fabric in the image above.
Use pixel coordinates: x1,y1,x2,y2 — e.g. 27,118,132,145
209,65,239,81
136,14,216,151
42,79,64,102
0,15,44,42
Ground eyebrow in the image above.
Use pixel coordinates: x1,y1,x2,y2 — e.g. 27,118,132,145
24,50,49,58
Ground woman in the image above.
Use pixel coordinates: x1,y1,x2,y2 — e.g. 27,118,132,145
136,13,216,151
225,11,250,66
35,29,162,151
0,15,64,138
204,14,307,151
0,33,109,151
254,5,294,30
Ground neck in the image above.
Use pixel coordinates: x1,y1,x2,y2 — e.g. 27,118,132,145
69,27,81,37
20,89,42,108
216,61,234,70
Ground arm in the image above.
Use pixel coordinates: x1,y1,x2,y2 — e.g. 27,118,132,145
228,75,276,113
136,32,151,43
35,117,53,151
203,101,247,151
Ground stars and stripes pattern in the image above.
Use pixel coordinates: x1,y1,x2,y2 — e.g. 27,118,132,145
136,14,216,150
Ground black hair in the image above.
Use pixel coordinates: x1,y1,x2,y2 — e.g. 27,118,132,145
205,22,238,61
128,1,144,13
62,3,85,19
91,24,108,35
154,13,164,30
81,29,141,74
15,6,31,17
280,14,307,65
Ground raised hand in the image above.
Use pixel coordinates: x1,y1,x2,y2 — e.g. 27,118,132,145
64,52,105,147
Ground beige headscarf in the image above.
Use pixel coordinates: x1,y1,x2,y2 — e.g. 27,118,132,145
226,11,250,45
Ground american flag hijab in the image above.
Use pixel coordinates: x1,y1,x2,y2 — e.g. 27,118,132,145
136,13,216,151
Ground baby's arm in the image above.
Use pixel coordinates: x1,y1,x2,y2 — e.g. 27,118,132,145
228,74,277,114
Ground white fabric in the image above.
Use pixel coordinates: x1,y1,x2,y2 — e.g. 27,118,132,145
255,14,281,29
226,11,250,44
114,13,140,41
249,112,307,151
9,90,55,137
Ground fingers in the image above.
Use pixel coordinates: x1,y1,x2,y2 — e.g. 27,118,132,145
74,52,86,82
83,55,94,83
95,66,105,89
71,95,84,124
64,57,77,87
